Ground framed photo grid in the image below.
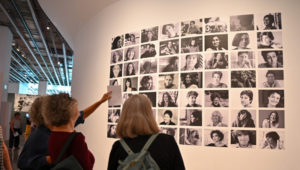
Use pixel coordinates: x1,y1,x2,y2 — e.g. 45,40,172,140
108,13,285,150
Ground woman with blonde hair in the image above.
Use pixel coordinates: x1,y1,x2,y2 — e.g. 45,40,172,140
108,94,185,170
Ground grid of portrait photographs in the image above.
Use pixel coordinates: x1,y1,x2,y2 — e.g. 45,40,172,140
108,12,285,150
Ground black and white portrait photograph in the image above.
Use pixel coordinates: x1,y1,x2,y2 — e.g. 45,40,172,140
257,31,283,49
204,17,228,33
231,70,256,88
159,56,179,73
141,26,158,43
230,89,257,108
111,49,123,64
205,34,228,51
139,75,156,91
205,109,228,127
123,61,138,77
181,54,203,71
110,64,122,78
204,129,228,147
205,52,228,69
259,110,284,128
14,94,39,112
124,46,139,61
158,73,178,90
259,90,284,108
256,13,282,30
111,35,124,50
159,39,179,56
180,90,202,107
139,92,156,107
258,50,283,68
140,58,157,74
158,91,178,107
204,90,229,107
140,43,157,58
160,23,180,40
160,127,177,141
230,130,256,148
179,128,202,146
123,77,138,92
231,109,256,128
230,14,254,31
123,93,133,104
230,32,255,50
258,70,284,88
205,71,228,88
108,109,120,123
158,109,178,125
125,31,140,46
181,36,202,53
180,109,202,126
180,72,202,89
231,51,255,69
107,125,117,138
181,19,202,36
259,131,284,150
109,78,122,87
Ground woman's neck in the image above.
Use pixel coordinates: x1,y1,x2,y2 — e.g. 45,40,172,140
51,123,74,133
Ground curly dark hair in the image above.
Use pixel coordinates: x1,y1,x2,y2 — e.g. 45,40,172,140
210,130,224,141
42,93,77,126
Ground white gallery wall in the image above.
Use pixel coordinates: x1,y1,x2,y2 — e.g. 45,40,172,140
41,0,300,169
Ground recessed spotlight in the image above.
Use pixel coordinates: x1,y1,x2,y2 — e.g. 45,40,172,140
46,26,50,30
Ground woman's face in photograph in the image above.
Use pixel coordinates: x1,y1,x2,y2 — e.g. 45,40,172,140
268,92,281,107
185,74,192,84
241,72,248,80
113,65,120,77
240,94,251,107
147,31,153,39
270,112,277,122
238,34,249,49
110,126,116,134
163,94,169,103
239,112,247,121
112,80,118,86
212,73,221,85
238,52,248,64
113,53,120,62
145,78,153,89
212,133,221,143
167,41,172,48
186,55,198,68
212,36,220,47
261,35,272,46
212,97,220,106
266,52,278,67
165,25,175,37
128,50,135,60
190,114,195,123
191,39,196,46
211,114,220,124
237,133,250,146
188,95,197,105
127,64,133,73
125,80,131,87
216,53,223,61
163,114,171,123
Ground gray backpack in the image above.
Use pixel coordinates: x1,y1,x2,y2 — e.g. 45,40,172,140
117,134,160,170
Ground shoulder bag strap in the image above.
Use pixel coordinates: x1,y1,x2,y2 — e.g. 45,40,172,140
141,133,159,152
119,139,134,155
54,132,77,165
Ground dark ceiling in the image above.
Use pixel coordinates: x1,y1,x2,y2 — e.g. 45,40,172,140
0,0,73,87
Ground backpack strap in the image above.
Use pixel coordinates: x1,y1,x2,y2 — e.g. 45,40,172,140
119,139,134,155
54,132,77,165
141,133,159,152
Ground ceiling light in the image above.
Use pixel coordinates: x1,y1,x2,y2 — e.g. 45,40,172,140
46,26,50,30
17,48,20,51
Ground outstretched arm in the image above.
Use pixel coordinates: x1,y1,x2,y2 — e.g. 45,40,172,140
82,91,112,120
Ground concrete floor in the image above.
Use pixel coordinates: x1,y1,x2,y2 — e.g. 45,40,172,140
5,135,25,170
